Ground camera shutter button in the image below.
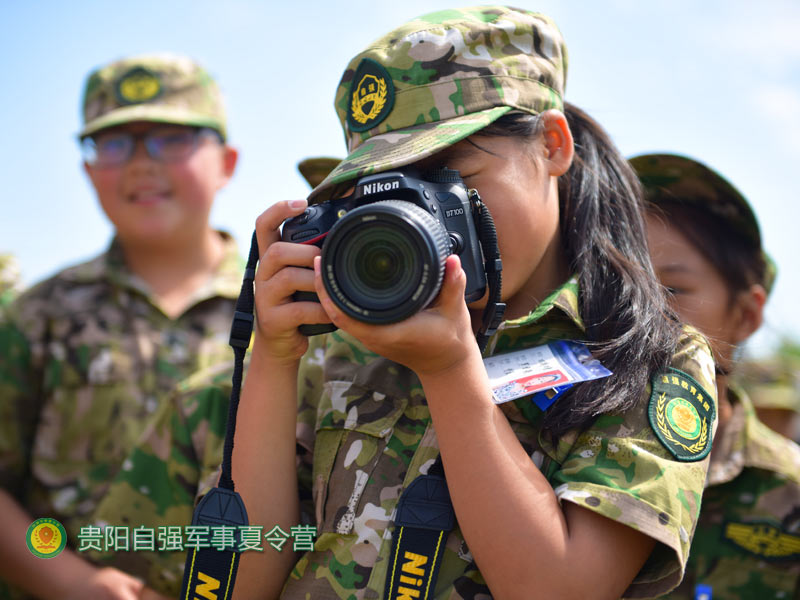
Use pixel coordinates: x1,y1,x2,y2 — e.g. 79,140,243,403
296,206,316,225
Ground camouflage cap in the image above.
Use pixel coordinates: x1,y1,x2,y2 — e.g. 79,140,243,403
80,53,227,139
631,153,776,295
309,5,568,201
297,157,342,188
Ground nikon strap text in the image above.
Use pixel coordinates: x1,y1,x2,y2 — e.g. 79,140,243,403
384,458,455,600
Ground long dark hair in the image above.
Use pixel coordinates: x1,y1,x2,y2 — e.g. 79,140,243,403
480,103,681,436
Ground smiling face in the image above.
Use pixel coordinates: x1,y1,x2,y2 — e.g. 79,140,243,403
419,133,568,319
83,121,236,249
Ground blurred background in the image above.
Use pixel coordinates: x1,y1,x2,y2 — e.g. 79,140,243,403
2,0,798,357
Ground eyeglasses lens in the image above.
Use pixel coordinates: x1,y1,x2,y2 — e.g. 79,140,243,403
145,130,197,162
82,128,206,167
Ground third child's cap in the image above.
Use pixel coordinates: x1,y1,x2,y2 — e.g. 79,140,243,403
631,153,776,295
309,5,568,201
80,53,227,139
297,157,342,189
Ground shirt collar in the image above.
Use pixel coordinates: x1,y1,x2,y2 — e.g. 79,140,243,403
707,386,800,486
64,231,243,309
489,276,584,344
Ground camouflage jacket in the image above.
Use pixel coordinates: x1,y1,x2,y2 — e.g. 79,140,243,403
87,360,240,596
84,278,718,599
0,232,242,547
286,278,718,599
659,388,800,600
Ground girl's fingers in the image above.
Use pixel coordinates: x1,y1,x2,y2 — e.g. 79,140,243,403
253,199,308,267
257,266,318,306
256,242,320,283
260,298,333,331
435,254,467,314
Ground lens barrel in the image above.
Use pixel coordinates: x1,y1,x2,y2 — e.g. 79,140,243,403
320,200,451,324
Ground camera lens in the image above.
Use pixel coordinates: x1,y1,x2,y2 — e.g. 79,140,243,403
321,200,451,323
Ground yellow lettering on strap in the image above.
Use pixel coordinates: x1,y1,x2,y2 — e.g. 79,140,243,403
194,572,221,600
401,551,428,576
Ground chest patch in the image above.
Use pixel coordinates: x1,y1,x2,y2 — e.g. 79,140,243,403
648,368,715,461
724,521,800,560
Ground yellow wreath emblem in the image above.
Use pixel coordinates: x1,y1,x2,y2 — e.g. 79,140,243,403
351,76,388,125
656,393,707,454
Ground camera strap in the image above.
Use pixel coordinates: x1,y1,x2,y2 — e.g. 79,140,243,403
383,195,505,598
179,231,259,600
472,193,506,353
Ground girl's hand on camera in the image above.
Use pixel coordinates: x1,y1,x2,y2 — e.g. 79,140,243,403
313,253,478,377
253,200,332,364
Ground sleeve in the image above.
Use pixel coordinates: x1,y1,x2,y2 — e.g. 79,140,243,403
550,327,718,599
295,333,328,526
0,307,41,499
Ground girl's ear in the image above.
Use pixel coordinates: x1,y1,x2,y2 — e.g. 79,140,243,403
731,283,767,344
541,109,574,177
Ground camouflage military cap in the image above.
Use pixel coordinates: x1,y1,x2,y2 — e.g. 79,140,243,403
297,156,342,189
80,53,227,139
309,5,568,202
631,153,776,295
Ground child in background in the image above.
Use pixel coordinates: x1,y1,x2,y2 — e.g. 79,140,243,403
634,152,800,599
83,156,338,596
0,53,240,599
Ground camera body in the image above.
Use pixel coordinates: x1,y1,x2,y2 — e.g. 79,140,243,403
282,168,487,334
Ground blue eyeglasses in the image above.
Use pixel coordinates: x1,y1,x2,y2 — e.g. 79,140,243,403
80,126,222,168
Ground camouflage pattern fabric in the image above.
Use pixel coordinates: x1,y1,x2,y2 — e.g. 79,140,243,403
658,388,800,599
309,6,568,202
80,53,227,139
283,277,718,599
736,345,800,414
297,157,341,189
630,153,776,294
87,360,239,596
0,253,21,309
0,232,241,554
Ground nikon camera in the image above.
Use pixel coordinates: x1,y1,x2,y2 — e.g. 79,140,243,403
281,168,487,335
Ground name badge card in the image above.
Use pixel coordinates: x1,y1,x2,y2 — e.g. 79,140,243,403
484,340,612,410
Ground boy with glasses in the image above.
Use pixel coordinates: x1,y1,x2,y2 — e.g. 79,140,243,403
0,53,240,599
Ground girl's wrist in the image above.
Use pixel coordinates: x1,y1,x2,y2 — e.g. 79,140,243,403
417,345,490,401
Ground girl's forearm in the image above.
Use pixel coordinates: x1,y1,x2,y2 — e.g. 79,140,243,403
419,353,651,600
231,340,302,599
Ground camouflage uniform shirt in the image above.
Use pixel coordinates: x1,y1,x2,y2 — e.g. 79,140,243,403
659,388,800,600
286,278,718,599
87,360,240,596
0,232,242,545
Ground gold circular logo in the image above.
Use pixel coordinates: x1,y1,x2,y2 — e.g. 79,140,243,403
666,397,702,440
26,518,67,559
351,74,388,125
116,68,162,104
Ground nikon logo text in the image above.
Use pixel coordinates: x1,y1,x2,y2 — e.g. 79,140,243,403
362,180,400,194
193,572,220,599
394,551,428,600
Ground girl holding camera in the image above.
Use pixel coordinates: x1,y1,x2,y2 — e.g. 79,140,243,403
232,7,717,599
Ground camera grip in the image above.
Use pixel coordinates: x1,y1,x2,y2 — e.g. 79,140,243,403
292,290,338,336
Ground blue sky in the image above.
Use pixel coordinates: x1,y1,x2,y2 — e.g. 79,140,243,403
2,0,798,356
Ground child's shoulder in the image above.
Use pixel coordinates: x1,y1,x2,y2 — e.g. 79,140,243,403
11,249,112,325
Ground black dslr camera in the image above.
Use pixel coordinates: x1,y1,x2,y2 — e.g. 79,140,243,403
282,168,488,335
